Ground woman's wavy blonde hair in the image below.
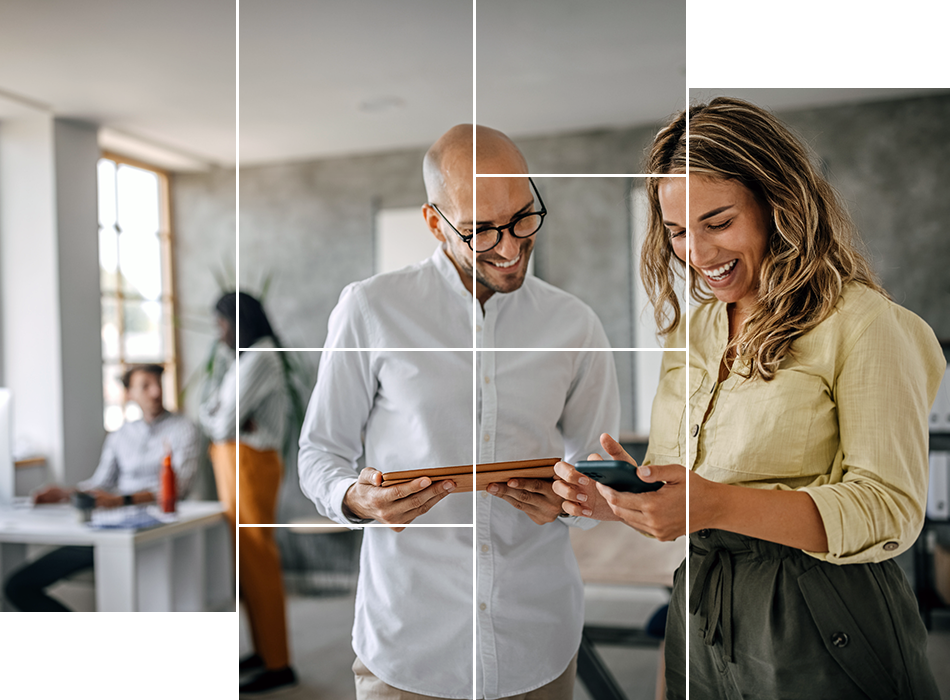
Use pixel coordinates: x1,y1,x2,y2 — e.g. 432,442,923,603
641,97,885,380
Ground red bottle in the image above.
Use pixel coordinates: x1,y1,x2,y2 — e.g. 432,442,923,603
160,452,177,513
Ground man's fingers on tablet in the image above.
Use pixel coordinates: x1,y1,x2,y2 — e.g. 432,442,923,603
358,467,383,486
507,478,548,493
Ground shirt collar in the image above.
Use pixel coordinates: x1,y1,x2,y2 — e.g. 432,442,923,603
432,245,474,300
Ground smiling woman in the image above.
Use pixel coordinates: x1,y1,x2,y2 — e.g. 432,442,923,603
649,97,945,700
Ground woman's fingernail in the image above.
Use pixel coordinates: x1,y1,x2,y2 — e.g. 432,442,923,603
577,493,588,502
640,466,651,478
583,509,592,517
578,476,590,486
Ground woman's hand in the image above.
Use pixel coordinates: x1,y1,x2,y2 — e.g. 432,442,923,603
598,463,687,541
555,433,688,541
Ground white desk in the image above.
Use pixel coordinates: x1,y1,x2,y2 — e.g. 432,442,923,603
0,501,233,612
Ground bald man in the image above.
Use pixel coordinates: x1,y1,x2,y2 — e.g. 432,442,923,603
298,125,619,700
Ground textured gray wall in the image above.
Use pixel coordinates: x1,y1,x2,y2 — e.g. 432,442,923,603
776,94,950,341
238,148,428,349
515,123,659,175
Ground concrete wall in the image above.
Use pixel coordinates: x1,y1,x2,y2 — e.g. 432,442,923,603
172,166,236,420
237,149,429,349
776,94,950,341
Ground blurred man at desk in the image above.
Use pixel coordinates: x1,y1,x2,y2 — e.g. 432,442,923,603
299,125,619,699
2,363,202,611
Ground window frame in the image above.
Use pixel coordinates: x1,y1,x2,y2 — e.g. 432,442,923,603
98,150,181,429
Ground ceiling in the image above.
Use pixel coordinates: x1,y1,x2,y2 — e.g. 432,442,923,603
0,0,235,170
2,2,944,172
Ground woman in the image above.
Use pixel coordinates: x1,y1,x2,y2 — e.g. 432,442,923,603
200,291,296,694
558,98,944,699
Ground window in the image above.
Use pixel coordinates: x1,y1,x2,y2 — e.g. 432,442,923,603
97,153,178,431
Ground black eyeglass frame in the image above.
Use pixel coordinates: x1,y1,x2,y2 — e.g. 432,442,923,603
429,177,547,253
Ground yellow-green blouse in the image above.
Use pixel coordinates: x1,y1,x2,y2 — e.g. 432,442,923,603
643,318,687,468
688,283,945,564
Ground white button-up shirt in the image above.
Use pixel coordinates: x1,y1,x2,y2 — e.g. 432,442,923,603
298,247,619,699
79,410,202,497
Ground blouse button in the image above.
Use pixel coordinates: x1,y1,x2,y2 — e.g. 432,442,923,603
698,529,711,539
691,424,700,438
883,541,899,551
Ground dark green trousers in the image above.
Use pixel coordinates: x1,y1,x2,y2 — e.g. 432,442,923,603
665,529,939,700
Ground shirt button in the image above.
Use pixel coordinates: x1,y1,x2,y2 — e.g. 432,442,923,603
484,377,490,384
479,603,487,611
830,632,849,648
484,434,490,442
883,541,899,551
698,529,711,539
481,544,489,553
691,424,700,438
481,492,488,499
476,325,482,332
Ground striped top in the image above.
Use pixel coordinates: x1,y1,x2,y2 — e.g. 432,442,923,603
199,336,287,452
78,410,203,497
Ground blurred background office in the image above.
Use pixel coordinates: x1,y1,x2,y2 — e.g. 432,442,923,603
0,0,236,692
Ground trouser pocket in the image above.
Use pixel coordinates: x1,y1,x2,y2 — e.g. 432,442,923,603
797,565,899,700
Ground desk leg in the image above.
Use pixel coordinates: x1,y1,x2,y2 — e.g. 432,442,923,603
577,631,628,700
0,542,28,612
137,540,174,611
171,531,203,612
205,520,233,611
94,541,137,612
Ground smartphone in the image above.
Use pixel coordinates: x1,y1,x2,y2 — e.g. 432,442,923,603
574,460,662,493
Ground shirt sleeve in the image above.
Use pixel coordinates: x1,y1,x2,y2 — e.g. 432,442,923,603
198,345,233,436
298,348,377,524
297,287,377,524
200,349,284,443
77,432,120,492
557,314,622,530
801,305,946,564
170,418,205,499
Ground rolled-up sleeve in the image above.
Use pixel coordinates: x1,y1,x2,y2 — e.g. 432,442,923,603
802,306,945,564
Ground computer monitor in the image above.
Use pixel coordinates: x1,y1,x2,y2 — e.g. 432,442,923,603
0,389,12,505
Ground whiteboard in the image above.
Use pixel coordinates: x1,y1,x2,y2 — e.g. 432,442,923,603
375,207,439,274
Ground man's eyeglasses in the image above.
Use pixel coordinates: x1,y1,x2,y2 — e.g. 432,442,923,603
430,177,547,253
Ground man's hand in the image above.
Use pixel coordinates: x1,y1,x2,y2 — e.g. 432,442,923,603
87,489,124,509
343,467,456,532
32,484,73,505
487,477,564,525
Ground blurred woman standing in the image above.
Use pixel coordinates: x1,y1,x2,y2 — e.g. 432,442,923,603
201,291,296,695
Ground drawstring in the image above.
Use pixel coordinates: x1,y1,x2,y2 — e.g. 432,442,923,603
688,545,735,663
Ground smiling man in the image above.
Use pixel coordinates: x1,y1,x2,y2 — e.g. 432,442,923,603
298,125,619,700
